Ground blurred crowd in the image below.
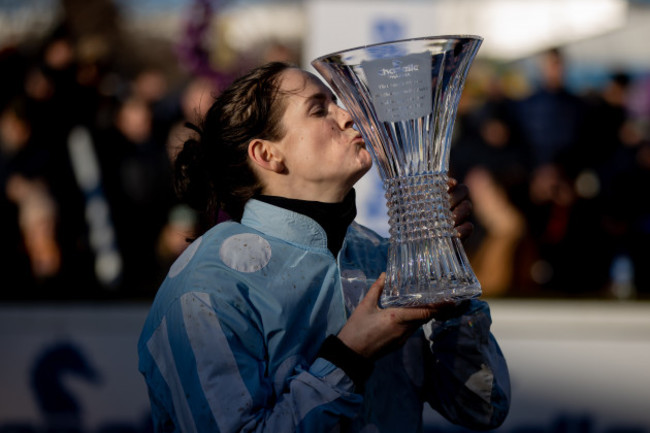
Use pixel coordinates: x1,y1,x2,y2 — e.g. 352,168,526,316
0,0,297,301
1,1,215,300
451,48,650,300
1,3,649,301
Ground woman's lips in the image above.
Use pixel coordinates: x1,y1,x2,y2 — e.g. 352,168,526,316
352,134,365,148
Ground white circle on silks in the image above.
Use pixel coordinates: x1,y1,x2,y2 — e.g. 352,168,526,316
220,233,273,273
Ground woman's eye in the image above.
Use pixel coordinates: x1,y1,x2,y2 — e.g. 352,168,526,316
311,105,327,116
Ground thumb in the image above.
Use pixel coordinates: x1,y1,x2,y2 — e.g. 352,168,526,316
361,272,386,307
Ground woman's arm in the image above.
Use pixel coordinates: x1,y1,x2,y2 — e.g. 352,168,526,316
336,270,510,430
421,299,511,430
140,291,363,433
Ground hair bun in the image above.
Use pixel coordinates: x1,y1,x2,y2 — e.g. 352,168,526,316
174,135,212,211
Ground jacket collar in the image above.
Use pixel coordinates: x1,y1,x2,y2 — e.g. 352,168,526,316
241,199,329,251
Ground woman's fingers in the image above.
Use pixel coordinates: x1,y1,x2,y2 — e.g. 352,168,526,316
362,272,385,307
454,221,474,240
448,178,474,240
448,178,470,209
452,198,472,224
394,306,437,325
453,199,474,240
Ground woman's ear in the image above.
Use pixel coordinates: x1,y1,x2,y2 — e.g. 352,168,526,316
248,139,285,173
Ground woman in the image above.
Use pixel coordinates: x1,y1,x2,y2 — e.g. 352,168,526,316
138,62,510,432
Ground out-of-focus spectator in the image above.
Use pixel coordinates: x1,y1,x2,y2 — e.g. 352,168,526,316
93,95,177,297
558,72,636,297
464,167,526,296
517,48,586,168
1,97,42,296
156,203,198,273
180,76,219,124
5,175,60,280
512,48,590,295
594,112,650,298
622,141,650,295
452,72,530,296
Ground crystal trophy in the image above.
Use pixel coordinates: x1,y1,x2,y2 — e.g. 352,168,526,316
312,35,483,307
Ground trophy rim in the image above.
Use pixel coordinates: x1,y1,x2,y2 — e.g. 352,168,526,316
311,34,484,63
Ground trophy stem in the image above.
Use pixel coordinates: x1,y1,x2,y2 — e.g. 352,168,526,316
382,172,481,307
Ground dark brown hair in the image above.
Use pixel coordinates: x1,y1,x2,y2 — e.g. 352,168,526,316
174,62,293,233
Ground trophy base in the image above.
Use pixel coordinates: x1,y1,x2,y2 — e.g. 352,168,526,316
380,281,481,308
382,173,482,308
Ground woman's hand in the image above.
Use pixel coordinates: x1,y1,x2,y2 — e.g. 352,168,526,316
335,180,474,360
448,178,473,241
337,273,451,360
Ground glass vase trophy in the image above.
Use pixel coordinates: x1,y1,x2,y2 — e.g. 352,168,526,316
312,35,483,307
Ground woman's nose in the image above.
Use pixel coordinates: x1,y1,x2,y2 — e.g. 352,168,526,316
335,105,354,130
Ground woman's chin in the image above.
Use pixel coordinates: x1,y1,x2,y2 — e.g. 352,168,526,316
350,163,373,186
357,149,373,169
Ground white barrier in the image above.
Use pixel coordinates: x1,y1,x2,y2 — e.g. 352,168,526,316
1,300,649,432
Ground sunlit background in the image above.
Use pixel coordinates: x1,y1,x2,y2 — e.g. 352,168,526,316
1,0,649,431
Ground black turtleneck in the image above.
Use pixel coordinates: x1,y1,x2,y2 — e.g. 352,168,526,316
255,189,357,257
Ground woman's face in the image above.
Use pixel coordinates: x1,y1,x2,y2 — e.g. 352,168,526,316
269,68,373,202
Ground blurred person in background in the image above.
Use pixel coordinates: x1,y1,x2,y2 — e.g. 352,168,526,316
138,62,510,433
591,75,650,298
0,96,50,296
93,93,178,297
148,75,223,277
564,71,639,297
452,74,530,296
513,47,588,294
517,48,585,170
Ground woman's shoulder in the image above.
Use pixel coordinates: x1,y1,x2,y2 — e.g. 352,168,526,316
340,222,389,276
346,221,389,247
151,222,261,296
142,221,269,329
165,220,274,279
